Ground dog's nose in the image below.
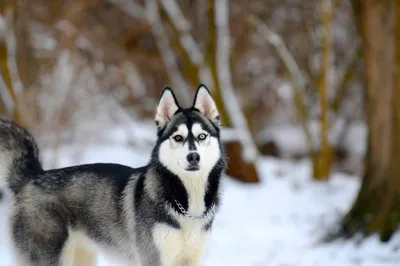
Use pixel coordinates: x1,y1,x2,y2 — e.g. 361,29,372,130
187,152,200,165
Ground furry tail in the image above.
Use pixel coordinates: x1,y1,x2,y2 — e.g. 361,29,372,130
0,118,43,194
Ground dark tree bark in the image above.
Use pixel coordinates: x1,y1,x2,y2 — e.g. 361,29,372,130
339,0,400,242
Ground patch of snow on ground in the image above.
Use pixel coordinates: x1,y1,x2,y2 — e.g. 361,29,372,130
0,128,399,266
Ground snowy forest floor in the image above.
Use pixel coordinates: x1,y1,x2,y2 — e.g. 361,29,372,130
1,125,400,266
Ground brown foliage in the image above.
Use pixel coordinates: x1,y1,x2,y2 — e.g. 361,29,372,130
0,0,363,182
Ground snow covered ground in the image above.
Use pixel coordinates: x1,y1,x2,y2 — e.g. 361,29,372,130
1,126,400,266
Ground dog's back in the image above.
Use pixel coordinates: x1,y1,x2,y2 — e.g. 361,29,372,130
0,119,142,266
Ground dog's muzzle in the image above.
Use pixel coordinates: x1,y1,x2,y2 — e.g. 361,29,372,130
186,152,200,171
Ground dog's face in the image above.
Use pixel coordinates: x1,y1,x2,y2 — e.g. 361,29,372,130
154,85,222,177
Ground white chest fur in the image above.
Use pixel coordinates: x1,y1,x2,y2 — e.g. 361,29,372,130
178,171,208,216
152,223,210,266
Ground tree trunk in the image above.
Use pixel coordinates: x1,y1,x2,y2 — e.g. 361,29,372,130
0,0,24,124
208,0,260,183
314,0,335,180
339,0,400,242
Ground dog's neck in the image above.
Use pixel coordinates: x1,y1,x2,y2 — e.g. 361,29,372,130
145,159,225,217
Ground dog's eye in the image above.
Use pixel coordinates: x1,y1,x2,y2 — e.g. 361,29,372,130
173,135,184,142
198,133,207,140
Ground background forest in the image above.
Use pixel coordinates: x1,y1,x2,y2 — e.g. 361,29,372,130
0,0,399,265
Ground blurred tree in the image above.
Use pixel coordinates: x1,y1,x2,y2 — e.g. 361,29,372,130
0,0,25,125
338,0,400,241
209,0,260,183
316,0,335,180
0,0,364,180
248,0,359,180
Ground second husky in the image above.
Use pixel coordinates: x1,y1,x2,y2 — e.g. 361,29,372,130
0,85,227,266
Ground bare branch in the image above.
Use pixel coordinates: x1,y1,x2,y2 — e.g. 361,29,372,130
0,74,14,114
248,15,314,154
111,0,193,104
107,0,146,20
248,15,308,90
159,0,203,66
159,0,213,88
145,0,191,105
4,8,23,95
216,0,258,162
121,61,147,99
332,41,362,114
0,5,30,125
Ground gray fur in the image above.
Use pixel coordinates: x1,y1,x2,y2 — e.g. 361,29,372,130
0,85,227,266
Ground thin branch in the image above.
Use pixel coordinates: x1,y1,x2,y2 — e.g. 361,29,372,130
332,41,362,114
121,61,147,99
248,15,314,154
0,4,29,124
112,0,192,104
107,0,146,20
159,0,203,66
0,74,14,114
248,15,308,90
159,0,214,88
4,8,23,95
145,0,191,105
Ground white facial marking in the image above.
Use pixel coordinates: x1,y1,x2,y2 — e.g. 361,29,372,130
169,124,189,151
159,122,220,215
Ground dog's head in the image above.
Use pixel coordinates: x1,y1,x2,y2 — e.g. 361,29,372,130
153,84,223,177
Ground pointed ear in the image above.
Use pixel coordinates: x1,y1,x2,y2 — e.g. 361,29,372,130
193,84,220,125
155,88,180,127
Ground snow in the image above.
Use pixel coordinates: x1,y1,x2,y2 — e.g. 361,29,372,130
257,120,367,159
0,124,399,266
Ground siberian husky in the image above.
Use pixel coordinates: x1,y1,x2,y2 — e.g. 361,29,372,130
0,84,227,266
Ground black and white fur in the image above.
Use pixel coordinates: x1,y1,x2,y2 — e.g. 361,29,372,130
0,84,227,266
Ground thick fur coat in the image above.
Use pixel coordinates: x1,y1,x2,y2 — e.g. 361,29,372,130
0,85,227,266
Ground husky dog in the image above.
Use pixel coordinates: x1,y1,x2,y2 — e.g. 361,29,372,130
0,85,227,266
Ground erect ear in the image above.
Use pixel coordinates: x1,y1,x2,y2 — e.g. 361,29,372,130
193,84,220,125
155,87,180,127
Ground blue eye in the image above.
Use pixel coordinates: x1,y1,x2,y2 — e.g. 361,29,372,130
198,133,207,140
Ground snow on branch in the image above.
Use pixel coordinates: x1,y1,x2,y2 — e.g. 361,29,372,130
160,0,203,66
159,0,213,88
248,15,314,153
0,75,14,114
144,0,191,105
248,15,307,90
4,9,24,95
216,0,258,162
122,62,147,99
110,0,194,104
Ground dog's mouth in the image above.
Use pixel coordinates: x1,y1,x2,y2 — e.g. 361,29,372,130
186,165,200,171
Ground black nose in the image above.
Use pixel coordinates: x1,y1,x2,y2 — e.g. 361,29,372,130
187,152,200,165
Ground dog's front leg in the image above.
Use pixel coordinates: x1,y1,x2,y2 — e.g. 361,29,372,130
152,224,182,266
179,232,210,266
